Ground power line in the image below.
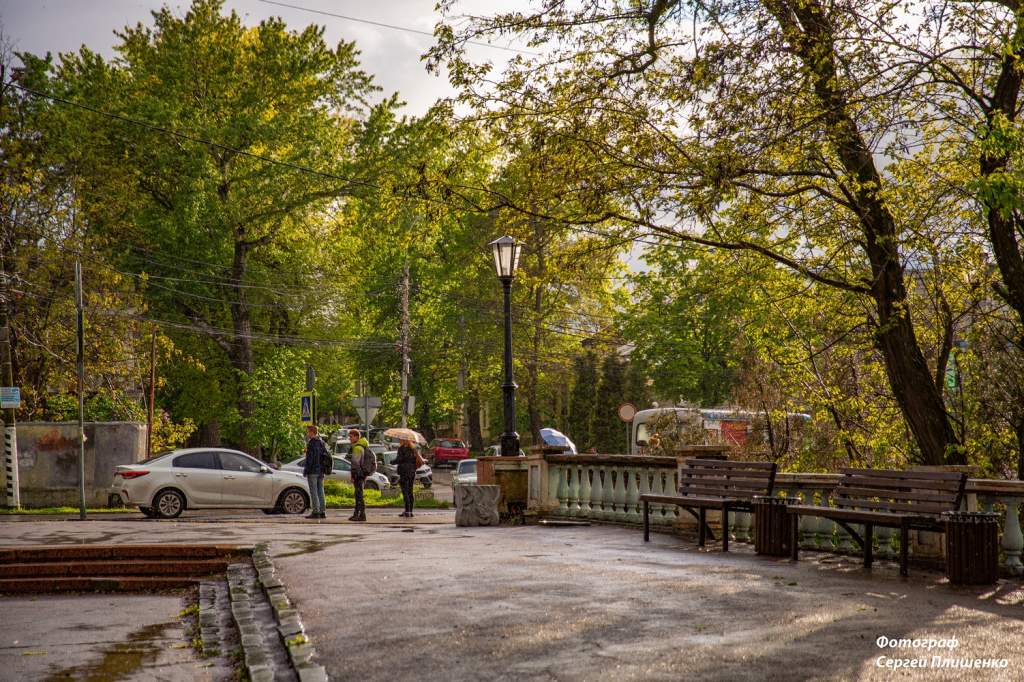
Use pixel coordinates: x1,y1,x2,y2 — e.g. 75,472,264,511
254,0,538,55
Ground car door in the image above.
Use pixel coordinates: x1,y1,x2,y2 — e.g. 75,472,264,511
219,451,274,506
170,451,222,506
328,457,352,484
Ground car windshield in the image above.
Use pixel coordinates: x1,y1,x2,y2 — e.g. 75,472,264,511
458,461,477,475
440,440,465,448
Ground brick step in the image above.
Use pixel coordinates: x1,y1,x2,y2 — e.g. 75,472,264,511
0,544,250,564
0,576,202,593
0,558,230,578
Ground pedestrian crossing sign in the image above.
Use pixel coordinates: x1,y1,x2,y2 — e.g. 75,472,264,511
300,392,314,424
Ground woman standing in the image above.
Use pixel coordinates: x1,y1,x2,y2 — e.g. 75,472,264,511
395,438,418,518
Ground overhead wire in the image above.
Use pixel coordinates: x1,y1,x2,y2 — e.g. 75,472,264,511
253,0,539,55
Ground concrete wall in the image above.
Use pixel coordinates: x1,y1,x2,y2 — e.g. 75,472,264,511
0,422,147,507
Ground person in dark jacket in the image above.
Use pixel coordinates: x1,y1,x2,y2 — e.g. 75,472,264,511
395,438,418,518
301,425,330,519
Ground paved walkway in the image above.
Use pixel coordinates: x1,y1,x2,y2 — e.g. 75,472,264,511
1,511,1022,681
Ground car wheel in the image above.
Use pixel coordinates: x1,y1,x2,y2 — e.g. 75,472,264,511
420,477,432,489
365,480,379,491
152,489,185,519
139,506,157,518
277,488,308,515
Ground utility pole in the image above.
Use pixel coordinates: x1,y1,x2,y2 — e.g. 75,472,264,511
75,261,86,520
458,313,467,440
399,256,410,428
146,331,156,458
0,64,21,509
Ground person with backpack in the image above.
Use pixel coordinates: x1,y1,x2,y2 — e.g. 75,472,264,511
302,424,332,519
347,429,374,522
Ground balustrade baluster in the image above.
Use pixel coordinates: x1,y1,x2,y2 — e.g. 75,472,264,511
590,465,605,521
875,525,894,560
647,470,664,525
626,468,641,524
612,467,627,523
1000,497,1024,576
567,465,581,518
548,464,561,509
557,465,569,516
601,466,616,521
578,464,592,519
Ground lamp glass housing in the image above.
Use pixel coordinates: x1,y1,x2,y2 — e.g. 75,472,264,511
489,235,520,279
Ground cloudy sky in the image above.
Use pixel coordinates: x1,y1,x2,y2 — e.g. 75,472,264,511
0,0,529,115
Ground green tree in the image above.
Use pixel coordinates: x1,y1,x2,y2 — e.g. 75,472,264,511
30,0,386,451
430,0,1017,465
567,350,598,449
593,353,627,453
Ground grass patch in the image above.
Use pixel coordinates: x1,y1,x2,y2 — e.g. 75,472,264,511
323,481,449,509
0,506,131,514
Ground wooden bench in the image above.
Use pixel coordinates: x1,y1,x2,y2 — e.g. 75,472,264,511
641,458,777,551
787,468,968,577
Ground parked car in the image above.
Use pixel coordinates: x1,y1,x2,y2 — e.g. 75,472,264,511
452,458,477,487
113,448,310,519
376,449,433,488
281,455,391,491
428,438,470,466
483,445,526,457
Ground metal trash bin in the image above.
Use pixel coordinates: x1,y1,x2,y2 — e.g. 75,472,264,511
943,511,999,585
753,495,795,557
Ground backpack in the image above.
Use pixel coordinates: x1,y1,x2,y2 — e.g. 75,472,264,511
354,444,376,475
320,441,333,475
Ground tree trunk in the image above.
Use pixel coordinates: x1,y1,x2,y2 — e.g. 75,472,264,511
467,390,484,451
229,236,257,454
979,16,1024,334
769,0,960,466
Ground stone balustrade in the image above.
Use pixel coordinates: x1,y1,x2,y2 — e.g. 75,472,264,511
529,454,1024,576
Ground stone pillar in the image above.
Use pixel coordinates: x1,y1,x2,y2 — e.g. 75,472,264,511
454,485,501,526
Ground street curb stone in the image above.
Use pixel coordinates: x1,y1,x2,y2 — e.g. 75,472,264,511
252,542,328,681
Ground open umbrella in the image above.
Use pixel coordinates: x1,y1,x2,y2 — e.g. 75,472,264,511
383,427,427,445
539,427,577,454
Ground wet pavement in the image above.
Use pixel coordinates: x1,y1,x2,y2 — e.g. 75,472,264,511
1,511,1023,681
0,592,231,681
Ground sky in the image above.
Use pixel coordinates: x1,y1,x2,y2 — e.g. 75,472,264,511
0,0,528,115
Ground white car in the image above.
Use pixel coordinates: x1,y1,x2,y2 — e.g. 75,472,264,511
114,448,310,519
281,455,391,491
452,458,478,487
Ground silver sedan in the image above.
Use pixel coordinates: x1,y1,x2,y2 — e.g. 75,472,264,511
114,448,310,518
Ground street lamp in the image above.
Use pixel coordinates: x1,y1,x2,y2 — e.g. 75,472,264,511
489,235,521,456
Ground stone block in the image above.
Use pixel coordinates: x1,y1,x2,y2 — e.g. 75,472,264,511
296,665,328,682
454,485,501,527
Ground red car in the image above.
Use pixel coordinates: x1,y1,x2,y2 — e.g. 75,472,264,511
428,438,470,465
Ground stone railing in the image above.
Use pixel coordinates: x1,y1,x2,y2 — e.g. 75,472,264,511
527,454,1024,576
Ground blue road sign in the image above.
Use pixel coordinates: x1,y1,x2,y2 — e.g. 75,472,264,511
300,393,313,424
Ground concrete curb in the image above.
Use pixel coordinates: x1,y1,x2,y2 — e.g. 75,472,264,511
252,543,328,682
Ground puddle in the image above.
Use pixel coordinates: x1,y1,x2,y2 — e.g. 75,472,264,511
43,621,173,681
275,536,364,558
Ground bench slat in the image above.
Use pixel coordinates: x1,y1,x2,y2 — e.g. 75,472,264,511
641,494,747,507
840,475,962,492
835,486,960,504
833,497,952,515
786,505,944,528
678,485,770,498
680,470,774,484
684,459,774,470
840,467,965,481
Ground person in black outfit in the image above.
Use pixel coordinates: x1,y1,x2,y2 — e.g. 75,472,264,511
395,438,418,518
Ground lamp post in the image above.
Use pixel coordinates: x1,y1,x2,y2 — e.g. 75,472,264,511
489,235,521,457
